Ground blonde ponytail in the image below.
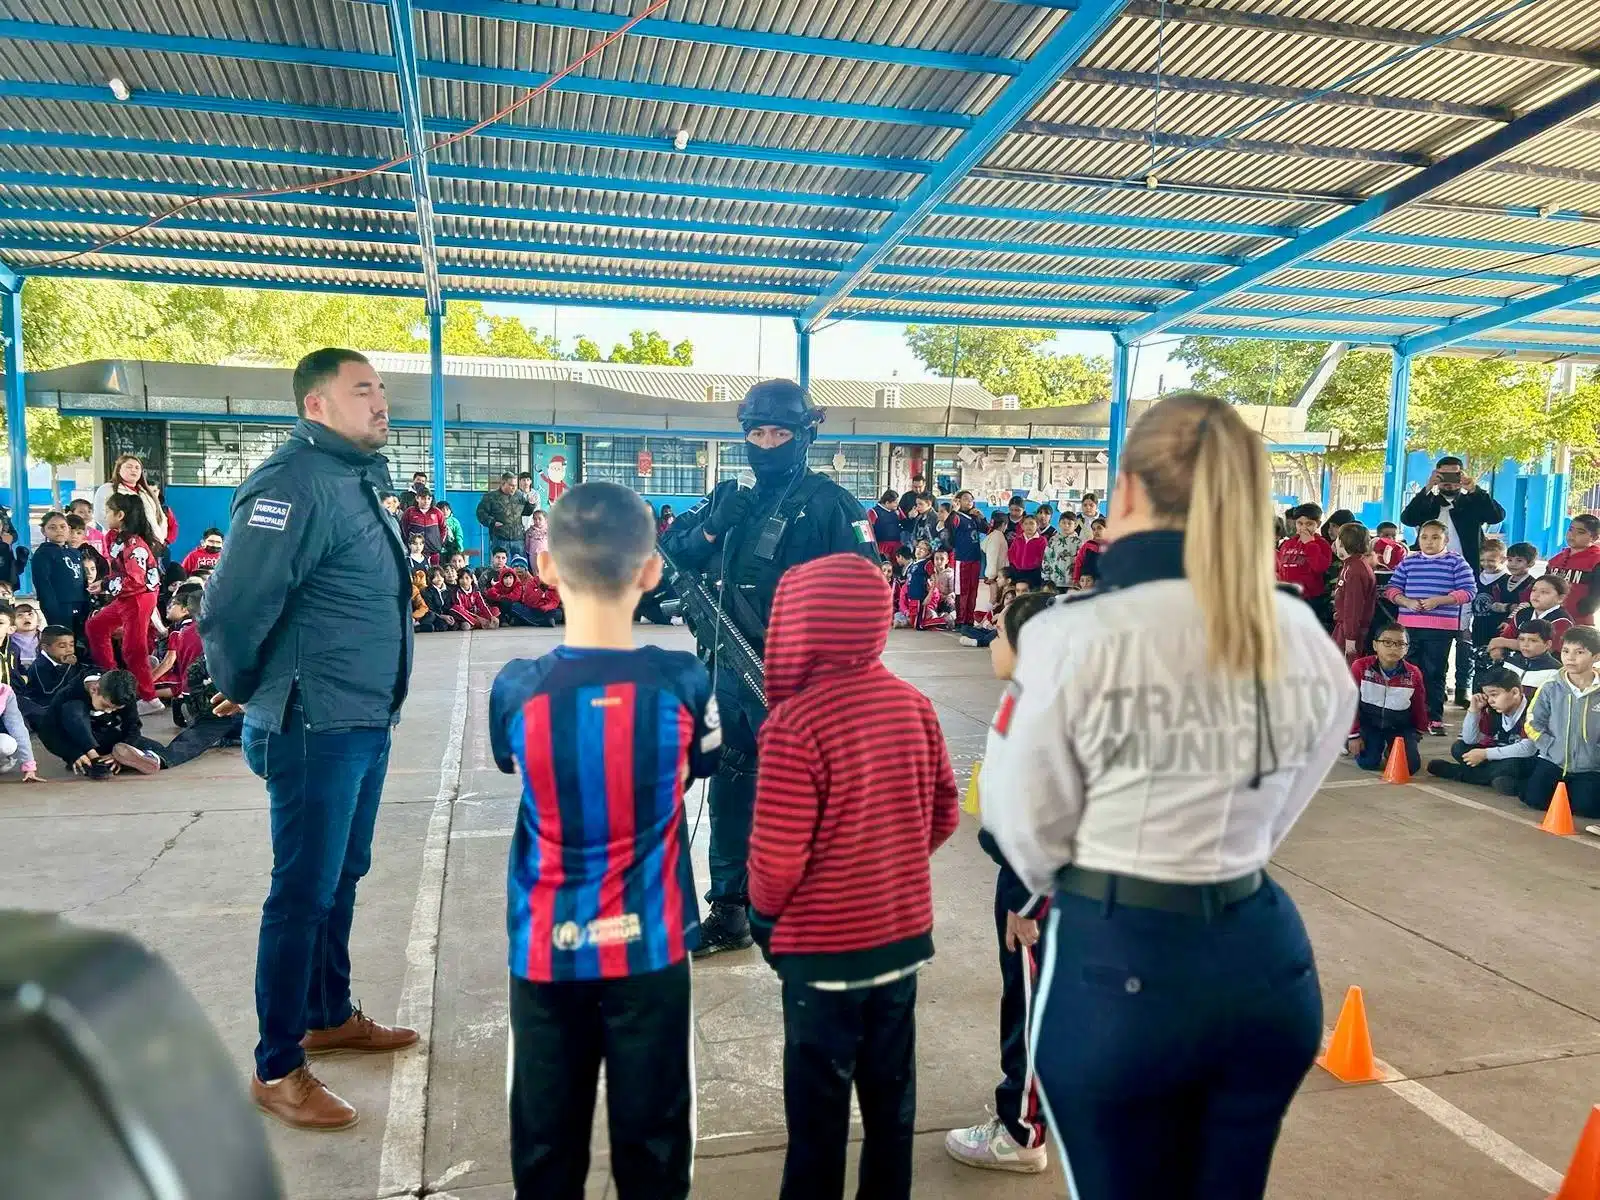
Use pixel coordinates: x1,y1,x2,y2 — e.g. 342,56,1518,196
1119,392,1280,678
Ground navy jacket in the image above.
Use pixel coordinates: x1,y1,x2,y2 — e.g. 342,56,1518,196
30,542,87,629
200,419,412,734
946,510,986,563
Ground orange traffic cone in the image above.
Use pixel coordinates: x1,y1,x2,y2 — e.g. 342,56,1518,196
1381,737,1412,784
1316,986,1385,1084
1554,1104,1600,1199
1541,783,1577,837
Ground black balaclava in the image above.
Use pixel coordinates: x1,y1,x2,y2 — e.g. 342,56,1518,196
745,425,810,489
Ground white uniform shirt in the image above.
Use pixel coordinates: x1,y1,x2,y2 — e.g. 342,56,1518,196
980,570,1356,895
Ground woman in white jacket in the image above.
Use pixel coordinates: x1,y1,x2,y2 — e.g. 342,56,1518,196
93,455,168,547
980,392,1355,1200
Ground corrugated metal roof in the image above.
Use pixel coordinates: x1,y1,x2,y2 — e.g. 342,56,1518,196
2,0,1599,359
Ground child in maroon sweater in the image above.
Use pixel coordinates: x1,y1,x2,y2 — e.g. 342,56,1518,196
750,552,959,1200
1332,523,1377,663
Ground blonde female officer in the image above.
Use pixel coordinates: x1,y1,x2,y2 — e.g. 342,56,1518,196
980,392,1355,1199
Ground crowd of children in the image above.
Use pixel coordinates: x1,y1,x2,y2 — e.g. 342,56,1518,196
878,488,1105,635
1275,497,1600,825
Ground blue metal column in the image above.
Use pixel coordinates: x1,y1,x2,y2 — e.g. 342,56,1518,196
1382,352,1412,523
795,319,811,392
1105,340,1131,489
427,303,446,495
1,284,28,556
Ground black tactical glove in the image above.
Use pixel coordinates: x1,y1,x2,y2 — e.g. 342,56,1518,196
704,486,755,539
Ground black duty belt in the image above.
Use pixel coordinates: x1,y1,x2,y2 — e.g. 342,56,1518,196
1056,866,1263,917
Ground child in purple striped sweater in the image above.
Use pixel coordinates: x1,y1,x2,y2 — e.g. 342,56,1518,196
1385,519,1477,734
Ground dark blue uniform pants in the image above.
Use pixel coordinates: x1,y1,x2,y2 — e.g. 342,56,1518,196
1032,877,1321,1200
705,745,757,907
993,881,1047,1149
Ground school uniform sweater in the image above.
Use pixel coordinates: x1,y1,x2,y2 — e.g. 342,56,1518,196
1461,702,1536,759
1332,556,1377,650
1384,550,1476,631
30,542,87,629
1350,656,1429,737
1007,534,1046,573
749,554,959,982
1506,650,1560,691
1499,605,1573,655
945,511,986,562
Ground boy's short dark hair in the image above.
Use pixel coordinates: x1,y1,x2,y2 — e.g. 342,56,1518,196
1008,498,1024,509
97,669,138,709
1563,626,1600,654
1521,619,1553,640
1377,622,1407,641
409,533,424,544
1292,502,1323,522
437,500,451,511
202,527,224,540
1507,541,1538,560
1002,590,1053,650
65,513,86,532
1572,514,1600,536
518,471,533,481
546,481,656,595
172,583,204,613
1478,667,1522,692
380,491,398,504
500,472,515,483
1536,573,1569,595
0,603,14,621
41,624,73,644
1376,521,1398,535
415,489,432,500
893,546,912,561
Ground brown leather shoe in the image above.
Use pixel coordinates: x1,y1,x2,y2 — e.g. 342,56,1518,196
301,1006,419,1056
251,1065,358,1131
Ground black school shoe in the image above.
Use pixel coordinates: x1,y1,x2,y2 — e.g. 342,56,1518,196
692,902,753,958
1426,761,1463,781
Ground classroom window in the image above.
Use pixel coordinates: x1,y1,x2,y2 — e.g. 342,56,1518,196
809,443,877,497
384,428,434,487
581,435,707,494
165,421,291,487
445,430,521,493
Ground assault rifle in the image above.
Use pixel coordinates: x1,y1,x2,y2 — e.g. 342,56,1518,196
657,543,767,712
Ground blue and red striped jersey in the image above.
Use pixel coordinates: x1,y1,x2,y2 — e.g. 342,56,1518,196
490,644,720,983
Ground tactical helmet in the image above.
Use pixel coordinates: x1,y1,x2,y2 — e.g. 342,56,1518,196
736,379,824,433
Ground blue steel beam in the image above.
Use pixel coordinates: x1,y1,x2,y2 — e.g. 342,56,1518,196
384,0,442,313
1118,72,1600,342
1397,275,1600,358
350,0,1019,75
0,81,926,176
795,322,812,392
0,21,970,130
1381,354,1411,523
1013,120,1430,168
1,283,27,554
1106,341,1130,486
798,0,1130,330
427,305,447,491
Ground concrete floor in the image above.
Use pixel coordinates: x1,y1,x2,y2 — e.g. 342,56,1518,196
3,626,1597,1199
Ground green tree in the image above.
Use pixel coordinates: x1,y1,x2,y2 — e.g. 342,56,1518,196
605,329,694,366
18,410,94,508
902,326,1108,408
572,336,604,362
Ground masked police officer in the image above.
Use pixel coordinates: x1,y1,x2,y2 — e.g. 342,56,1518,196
661,379,879,955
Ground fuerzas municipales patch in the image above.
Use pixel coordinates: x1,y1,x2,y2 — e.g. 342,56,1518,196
248,498,292,531
993,681,1022,736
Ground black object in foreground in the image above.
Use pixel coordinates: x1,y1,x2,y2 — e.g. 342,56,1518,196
658,543,767,712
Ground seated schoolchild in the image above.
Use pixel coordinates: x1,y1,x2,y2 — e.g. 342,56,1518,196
152,583,205,700
1520,625,1600,818
1488,574,1572,659
31,668,166,777
1347,623,1428,774
0,671,39,782
450,570,499,630
1503,620,1560,691
423,568,460,631
20,625,84,723
1425,668,1535,796
478,548,510,591
10,601,41,672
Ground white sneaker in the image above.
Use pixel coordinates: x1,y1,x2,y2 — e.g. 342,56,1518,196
1585,825,1600,838
137,699,167,717
944,1116,1047,1174
958,636,979,647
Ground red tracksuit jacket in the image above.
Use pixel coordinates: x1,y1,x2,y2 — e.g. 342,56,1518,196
451,587,497,626
106,534,160,598
749,553,960,982
488,571,561,612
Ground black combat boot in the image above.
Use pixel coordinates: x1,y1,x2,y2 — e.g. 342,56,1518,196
692,902,753,958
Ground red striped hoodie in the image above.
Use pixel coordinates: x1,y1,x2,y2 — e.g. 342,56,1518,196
749,553,960,982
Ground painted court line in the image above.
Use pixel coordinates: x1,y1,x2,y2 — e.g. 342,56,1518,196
1376,1066,1563,1191
378,633,473,1198
1410,782,1600,852
451,827,513,839
1320,778,1380,790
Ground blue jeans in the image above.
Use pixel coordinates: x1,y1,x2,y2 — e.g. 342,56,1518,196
244,706,393,1080
490,535,524,562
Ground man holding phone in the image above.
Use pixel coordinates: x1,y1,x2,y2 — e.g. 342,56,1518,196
1401,455,1505,567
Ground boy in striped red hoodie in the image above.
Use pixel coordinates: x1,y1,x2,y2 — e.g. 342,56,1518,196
750,552,959,1200
1385,519,1477,734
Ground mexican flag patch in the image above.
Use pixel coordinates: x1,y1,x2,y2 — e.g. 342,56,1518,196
852,519,873,544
